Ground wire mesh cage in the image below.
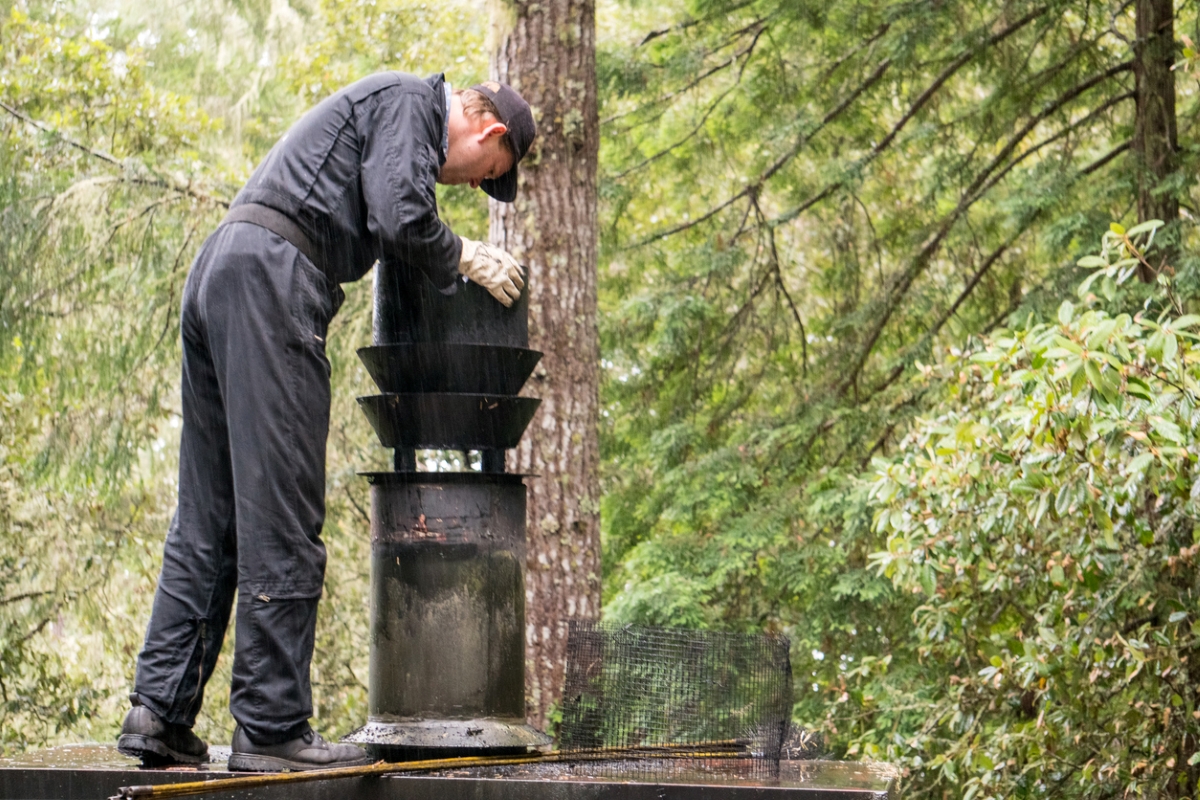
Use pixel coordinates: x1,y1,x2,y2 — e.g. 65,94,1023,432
556,621,794,780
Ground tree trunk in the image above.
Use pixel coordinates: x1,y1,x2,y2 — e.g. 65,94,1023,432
490,0,601,732
1133,0,1178,281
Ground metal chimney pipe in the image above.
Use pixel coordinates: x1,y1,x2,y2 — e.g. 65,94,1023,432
345,261,550,759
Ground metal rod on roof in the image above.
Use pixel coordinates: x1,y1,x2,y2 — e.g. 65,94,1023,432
111,742,752,800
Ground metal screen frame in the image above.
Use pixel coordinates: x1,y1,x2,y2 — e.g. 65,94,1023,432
557,622,794,779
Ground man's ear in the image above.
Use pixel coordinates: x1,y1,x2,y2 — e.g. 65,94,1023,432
478,121,509,142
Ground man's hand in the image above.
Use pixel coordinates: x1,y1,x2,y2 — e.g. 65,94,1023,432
458,237,525,307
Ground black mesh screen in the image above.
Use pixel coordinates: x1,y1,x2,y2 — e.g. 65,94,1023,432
557,622,794,779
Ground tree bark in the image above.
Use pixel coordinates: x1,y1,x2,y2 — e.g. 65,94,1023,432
1133,0,1178,280
490,0,601,731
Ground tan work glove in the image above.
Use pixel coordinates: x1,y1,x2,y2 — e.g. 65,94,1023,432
458,237,525,307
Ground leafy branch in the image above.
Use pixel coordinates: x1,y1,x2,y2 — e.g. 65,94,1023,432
630,5,1049,248
836,60,1134,398
610,24,767,179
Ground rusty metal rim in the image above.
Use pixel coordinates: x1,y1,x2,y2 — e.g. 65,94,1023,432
360,471,531,485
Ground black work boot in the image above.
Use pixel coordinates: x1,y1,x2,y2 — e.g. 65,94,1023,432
116,705,209,765
227,726,372,772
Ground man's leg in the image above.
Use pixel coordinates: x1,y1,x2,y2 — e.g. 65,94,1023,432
193,224,365,770
120,244,238,764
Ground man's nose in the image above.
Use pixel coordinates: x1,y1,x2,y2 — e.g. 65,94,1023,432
469,178,481,189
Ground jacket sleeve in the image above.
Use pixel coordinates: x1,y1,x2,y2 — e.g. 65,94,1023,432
357,86,462,290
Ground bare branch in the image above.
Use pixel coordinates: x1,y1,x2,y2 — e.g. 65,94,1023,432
605,16,772,128
756,197,807,378
1080,139,1132,174
344,484,371,527
859,420,900,471
611,85,736,180
17,615,52,645
108,196,175,238
0,100,121,166
1108,0,1137,44
962,67,1134,209
629,56,892,247
864,137,1135,400
611,23,769,180
136,217,201,373
850,192,885,285
0,100,229,208
819,21,891,82
0,590,53,607
631,5,1051,249
835,61,1133,397
928,237,1020,345
637,0,758,46
863,232,1028,400
18,181,208,319
970,90,1135,200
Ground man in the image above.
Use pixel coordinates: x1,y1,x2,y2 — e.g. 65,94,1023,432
115,72,536,772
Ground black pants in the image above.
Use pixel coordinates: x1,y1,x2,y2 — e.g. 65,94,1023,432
132,222,343,744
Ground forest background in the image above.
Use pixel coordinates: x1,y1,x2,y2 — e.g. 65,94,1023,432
3,0,1200,797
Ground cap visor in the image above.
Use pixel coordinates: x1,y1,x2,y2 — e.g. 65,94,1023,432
481,167,518,203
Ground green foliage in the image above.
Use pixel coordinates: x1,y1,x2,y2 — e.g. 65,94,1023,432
596,2,1200,795
598,0,1200,602
857,232,1200,797
0,2,224,751
6,6,1200,800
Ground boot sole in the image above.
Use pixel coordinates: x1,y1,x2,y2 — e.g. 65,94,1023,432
227,753,373,773
117,734,208,765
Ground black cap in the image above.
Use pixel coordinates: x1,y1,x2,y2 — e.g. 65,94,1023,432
470,81,536,202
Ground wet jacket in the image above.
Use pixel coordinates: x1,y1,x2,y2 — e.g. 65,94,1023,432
231,72,461,288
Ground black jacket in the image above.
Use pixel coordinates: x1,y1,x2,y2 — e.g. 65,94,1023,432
232,72,461,288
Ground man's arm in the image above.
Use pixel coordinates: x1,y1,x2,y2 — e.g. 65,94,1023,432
358,86,462,290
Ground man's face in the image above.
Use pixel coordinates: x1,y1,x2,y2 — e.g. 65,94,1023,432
439,116,514,189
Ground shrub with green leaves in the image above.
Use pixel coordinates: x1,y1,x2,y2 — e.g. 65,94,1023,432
864,225,1200,798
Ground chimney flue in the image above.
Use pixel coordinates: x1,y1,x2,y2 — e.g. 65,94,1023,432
344,260,550,759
